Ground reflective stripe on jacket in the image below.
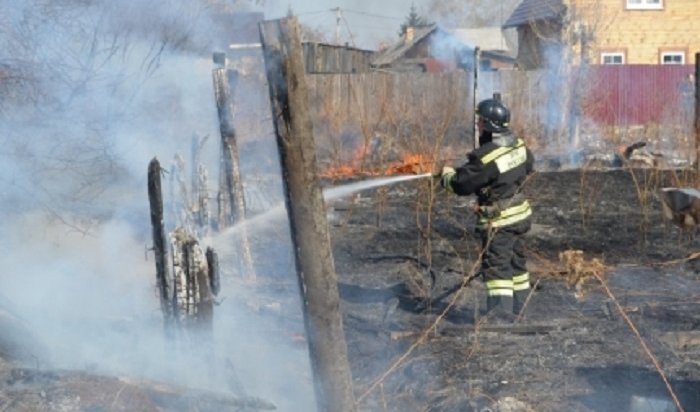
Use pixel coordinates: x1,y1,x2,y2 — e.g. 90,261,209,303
480,139,528,174
475,138,531,228
477,200,532,228
445,132,534,228
446,134,534,201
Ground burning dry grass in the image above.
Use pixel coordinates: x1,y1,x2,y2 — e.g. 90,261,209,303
320,152,438,179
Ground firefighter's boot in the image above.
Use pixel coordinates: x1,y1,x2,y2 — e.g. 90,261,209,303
512,272,531,315
485,295,515,323
513,289,530,316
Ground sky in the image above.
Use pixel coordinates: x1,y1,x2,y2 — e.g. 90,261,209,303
264,0,433,48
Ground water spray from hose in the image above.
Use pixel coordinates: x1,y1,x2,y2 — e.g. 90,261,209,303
209,173,434,250
323,173,433,200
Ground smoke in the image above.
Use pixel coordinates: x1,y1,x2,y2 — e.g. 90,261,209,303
0,0,315,410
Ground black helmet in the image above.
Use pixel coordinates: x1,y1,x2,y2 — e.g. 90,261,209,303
476,98,510,133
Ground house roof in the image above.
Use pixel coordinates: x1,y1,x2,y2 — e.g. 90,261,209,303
503,0,566,29
449,27,514,54
371,24,438,67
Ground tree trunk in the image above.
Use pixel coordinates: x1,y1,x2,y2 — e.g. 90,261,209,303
259,17,357,412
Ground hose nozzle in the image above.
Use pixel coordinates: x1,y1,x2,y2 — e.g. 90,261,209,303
432,160,445,178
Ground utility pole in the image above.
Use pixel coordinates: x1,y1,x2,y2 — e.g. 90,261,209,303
695,52,699,184
473,47,481,149
259,16,357,412
332,7,341,44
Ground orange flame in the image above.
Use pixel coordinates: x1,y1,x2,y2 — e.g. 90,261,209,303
384,153,433,175
320,152,436,178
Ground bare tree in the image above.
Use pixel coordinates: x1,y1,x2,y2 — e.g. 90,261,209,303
0,0,261,229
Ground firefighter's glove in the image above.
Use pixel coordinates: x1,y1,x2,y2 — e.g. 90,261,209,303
440,166,456,191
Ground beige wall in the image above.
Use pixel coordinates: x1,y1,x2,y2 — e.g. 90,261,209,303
572,0,700,64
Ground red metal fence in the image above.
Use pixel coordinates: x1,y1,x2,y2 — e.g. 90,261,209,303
583,65,694,126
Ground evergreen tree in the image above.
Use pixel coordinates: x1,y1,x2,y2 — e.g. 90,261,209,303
398,3,432,37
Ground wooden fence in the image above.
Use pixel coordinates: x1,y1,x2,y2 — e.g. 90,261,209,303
306,71,472,168
303,43,374,74
305,65,696,165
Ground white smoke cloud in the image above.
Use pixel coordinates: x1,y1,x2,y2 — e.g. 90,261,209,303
0,1,315,410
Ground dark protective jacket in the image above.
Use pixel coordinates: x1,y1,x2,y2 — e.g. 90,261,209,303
446,130,534,228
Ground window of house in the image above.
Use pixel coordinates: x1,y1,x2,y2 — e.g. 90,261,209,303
626,0,663,10
661,52,685,64
601,52,624,65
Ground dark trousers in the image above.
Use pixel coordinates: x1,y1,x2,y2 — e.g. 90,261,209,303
479,218,531,314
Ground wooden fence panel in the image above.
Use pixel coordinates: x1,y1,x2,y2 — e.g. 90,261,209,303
302,65,695,168
307,72,472,168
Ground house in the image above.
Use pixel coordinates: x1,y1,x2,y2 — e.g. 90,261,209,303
370,24,516,72
370,24,468,72
503,0,700,68
449,27,518,70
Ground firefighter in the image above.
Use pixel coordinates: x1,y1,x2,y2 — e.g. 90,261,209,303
440,96,534,320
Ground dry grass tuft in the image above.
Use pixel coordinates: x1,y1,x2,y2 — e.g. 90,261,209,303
558,249,609,299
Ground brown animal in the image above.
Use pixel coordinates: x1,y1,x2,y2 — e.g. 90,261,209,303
659,188,700,230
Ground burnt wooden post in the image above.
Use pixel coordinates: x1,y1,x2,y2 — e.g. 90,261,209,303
472,47,480,149
259,17,357,412
148,158,173,330
212,63,256,280
213,68,246,225
695,52,700,183
169,228,217,337
191,134,210,236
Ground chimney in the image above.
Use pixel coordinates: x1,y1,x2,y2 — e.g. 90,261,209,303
405,26,415,43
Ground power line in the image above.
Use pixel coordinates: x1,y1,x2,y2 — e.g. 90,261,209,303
292,7,401,21
341,9,403,21
294,9,334,17
291,6,402,48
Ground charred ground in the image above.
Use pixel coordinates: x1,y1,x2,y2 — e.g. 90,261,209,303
1,167,699,412
330,167,700,411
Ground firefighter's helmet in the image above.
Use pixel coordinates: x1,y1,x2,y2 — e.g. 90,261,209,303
477,98,510,133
